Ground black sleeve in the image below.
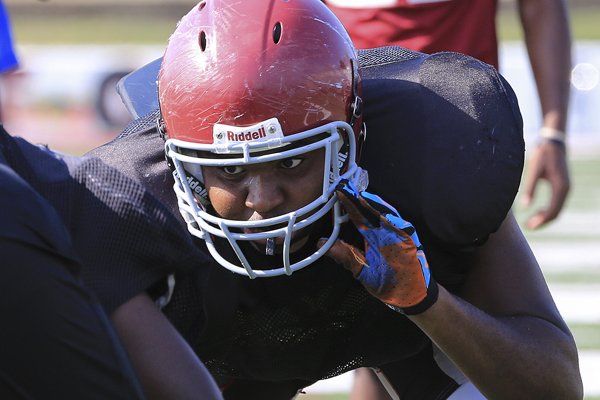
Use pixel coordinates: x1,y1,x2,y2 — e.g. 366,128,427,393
86,109,178,211
63,156,211,313
0,164,145,400
0,163,80,271
357,47,524,290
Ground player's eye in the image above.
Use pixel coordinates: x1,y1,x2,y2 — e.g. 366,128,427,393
280,158,303,169
221,165,245,175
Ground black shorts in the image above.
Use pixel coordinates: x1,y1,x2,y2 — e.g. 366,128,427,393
0,164,144,400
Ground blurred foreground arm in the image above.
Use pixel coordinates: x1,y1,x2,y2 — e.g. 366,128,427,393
518,0,572,229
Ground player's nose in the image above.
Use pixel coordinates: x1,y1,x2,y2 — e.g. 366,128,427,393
244,174,285,215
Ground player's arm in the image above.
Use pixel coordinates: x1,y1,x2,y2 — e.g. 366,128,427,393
111,292,224,400
326,181,582,398
409,213,582,399
518,0,572,229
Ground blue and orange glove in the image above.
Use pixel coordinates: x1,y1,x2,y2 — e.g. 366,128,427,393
326,180,438,315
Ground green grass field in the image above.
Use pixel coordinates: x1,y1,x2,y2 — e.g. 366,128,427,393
498,6,600,41
7,2,600,45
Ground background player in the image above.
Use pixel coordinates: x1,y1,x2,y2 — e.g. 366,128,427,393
323,0,572,231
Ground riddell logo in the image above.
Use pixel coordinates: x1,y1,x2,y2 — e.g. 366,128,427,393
227,127,267,142
214,118,283,148
186,175,207,198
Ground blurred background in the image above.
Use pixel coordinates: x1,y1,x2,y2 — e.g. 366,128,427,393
2,0,599,398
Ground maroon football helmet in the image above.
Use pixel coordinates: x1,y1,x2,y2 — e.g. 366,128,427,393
158,0,366,278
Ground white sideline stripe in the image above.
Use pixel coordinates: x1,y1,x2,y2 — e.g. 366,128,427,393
527,212,600,238
305,351,600,396
304,372,352,394
581,351,600,397
549,284,600,323
531,241,600,272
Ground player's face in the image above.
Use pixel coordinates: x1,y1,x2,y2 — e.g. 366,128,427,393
202,148,326,247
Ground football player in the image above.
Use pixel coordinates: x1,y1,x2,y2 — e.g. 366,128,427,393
87,0,582,398
322,0,572,232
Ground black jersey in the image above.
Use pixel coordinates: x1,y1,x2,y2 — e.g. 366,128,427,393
87,47,524,398
358,47,524,284
0,126,209,313
0,146,146,399
90,114,434,386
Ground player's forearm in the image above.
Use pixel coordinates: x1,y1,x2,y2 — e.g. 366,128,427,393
409,286,583,399
519,0,571,130
111,293,224,400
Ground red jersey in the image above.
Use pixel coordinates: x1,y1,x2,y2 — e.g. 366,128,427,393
325,0,499,68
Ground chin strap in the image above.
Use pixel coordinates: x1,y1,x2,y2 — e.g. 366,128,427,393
265,237,276,256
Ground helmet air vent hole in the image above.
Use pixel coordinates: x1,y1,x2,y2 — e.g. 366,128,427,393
273,22,282,44
199,31,207,52
197,1,206,11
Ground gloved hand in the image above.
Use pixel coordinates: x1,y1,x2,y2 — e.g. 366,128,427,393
325,179,438,315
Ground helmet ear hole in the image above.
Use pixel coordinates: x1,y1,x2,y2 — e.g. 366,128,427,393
272,22,283,44
199,31,207,52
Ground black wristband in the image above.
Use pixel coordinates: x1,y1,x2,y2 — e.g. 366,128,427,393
386,279,439,316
